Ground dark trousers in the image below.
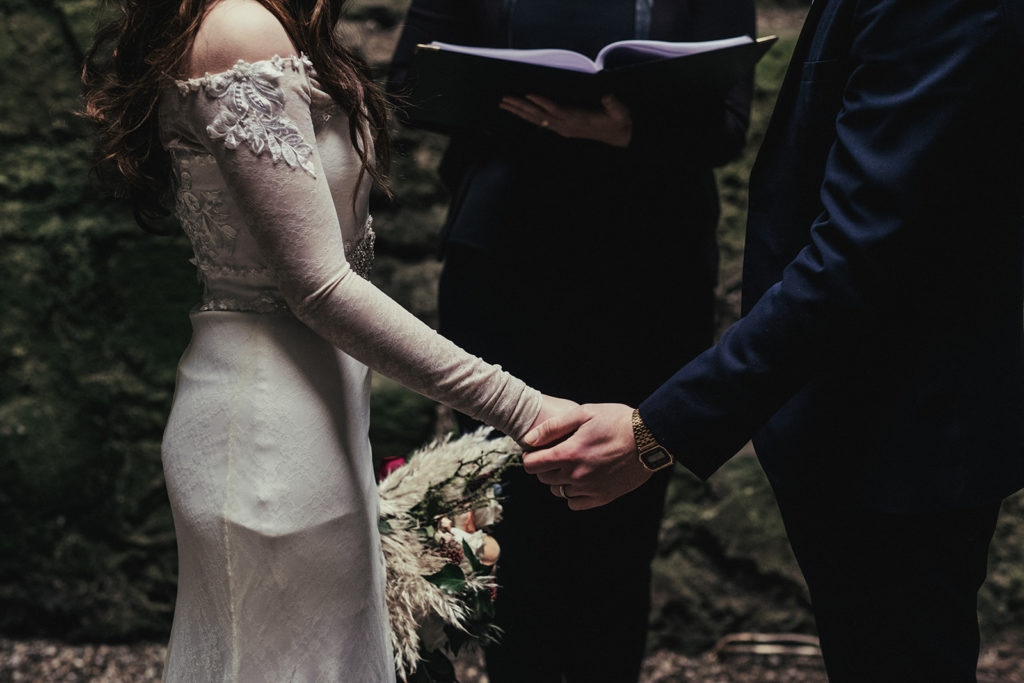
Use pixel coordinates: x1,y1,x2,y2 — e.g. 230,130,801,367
439,245,712,682
775,496,1002,683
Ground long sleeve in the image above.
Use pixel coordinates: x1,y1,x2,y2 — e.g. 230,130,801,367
639,0,1020,479
174,55,541,439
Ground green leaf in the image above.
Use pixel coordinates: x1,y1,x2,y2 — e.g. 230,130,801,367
378,518,393,535
424,563,466,594
462,538,486,574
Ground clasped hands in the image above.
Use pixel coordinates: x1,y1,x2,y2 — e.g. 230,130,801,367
500,93,632,148
525,397,654,511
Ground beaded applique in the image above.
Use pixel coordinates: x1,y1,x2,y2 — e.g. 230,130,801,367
177,55,317,177
346,216,375,279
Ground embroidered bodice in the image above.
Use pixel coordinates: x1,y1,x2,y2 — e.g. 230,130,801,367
161,55,373,313
156,53,541,439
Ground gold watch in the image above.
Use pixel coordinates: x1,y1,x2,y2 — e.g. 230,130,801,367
631,409,674,472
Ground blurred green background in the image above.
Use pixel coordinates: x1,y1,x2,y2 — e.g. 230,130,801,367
1,0,1021,658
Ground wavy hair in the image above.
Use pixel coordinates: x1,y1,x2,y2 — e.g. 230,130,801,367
82,0,391,232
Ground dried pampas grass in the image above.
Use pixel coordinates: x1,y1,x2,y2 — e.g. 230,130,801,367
379,428,520,680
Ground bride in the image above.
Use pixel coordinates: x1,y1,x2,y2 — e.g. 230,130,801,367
83,0,571,679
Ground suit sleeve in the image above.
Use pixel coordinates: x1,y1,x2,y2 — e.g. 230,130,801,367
638,0,1009,478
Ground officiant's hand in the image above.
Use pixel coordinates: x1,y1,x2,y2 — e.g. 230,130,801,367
520,403,652,510
499,94,632,148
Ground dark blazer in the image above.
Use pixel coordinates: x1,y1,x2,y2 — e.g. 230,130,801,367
388,0,755,277
640,0,1024,511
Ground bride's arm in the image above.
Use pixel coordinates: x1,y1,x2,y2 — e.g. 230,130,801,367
178,4,549,439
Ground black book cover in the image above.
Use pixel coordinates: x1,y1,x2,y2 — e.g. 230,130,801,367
404,36,777,134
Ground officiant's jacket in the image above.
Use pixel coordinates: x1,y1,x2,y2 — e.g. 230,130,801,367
640,0,1024,511
389,0,755,295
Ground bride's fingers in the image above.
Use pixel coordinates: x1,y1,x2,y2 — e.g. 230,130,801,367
522,405,588,449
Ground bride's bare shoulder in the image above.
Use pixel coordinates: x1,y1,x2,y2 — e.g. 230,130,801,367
187,0,298,78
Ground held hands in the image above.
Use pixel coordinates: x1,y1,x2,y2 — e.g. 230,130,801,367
520,403,652,510
499,94,633,148
524,394,581,443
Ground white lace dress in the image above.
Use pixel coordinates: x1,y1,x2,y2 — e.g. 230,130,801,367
157,55,540,682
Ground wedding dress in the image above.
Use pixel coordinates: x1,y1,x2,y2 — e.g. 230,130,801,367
157,49,540,681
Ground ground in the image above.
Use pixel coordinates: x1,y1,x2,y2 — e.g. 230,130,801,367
3,631,1023,682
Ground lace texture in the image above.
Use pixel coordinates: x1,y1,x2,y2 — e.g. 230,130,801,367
169,144,375,314
177,55,317,177
190,223,376,313
174,167,239,266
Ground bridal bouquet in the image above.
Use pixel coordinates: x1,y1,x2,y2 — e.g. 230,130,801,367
378,429,520,681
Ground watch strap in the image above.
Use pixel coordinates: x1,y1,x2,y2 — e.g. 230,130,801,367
632,408,660,453
632,408,673,471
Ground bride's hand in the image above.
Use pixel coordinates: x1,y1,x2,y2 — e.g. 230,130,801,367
499,94,633,148
523,394,579,447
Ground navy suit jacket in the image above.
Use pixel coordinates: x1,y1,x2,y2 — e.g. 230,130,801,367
640,0,1024,511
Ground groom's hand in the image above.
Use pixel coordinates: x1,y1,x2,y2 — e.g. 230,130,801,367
521,403,652,510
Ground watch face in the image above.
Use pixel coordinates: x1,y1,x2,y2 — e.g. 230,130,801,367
640,447,672,470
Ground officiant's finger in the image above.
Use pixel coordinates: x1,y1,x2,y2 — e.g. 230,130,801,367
601,94,630,121
499,96,547,124
524,94,566,117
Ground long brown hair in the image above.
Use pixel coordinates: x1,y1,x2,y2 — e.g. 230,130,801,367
82,0,391,232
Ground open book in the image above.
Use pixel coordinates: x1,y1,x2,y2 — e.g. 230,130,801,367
404,35,777,133
426,36,756,74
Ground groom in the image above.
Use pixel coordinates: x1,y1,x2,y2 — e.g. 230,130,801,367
523,0,1024,680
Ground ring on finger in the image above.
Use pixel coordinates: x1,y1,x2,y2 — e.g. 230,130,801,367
558,484,568,498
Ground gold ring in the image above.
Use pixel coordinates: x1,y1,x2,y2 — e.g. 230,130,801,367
540,119,550,128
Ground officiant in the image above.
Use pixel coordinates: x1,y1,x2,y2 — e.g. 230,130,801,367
389,1,756,680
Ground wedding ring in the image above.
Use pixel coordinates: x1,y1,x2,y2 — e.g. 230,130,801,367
558,484,567,499
540,119,550,128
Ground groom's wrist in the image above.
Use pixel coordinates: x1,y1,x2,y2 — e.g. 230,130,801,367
632,408,674,472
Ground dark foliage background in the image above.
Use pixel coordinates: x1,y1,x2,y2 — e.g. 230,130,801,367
1,0,1020,658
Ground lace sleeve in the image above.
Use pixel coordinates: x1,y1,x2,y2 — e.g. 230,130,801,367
175,55,541,438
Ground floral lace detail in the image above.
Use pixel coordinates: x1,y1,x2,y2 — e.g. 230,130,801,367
173,168,239,267
177,55,317,177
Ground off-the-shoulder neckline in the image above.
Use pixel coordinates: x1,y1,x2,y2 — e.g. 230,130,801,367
172,53,313,89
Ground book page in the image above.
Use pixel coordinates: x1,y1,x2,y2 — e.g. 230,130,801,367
428,42,598,73
595,35,753,71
